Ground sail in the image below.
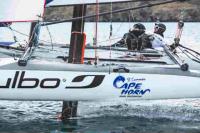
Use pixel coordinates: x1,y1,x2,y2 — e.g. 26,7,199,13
0,0,46,22
46,0,54,5
47,0,133,6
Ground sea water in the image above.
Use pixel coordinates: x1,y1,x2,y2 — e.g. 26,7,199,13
0,22,200,133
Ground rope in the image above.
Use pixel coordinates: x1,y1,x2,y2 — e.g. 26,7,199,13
175,6,185,40
175,21,184,39
93,0,99,65
109,0,113,74
81,0,85,33
178,47,200,64
7,26,18,42
1,23,18,43
45,25,54,50
3,25,56,45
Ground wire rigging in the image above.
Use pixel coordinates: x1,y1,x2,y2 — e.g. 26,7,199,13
109,0,113,74
81,0,85,33
93,0,99,65
45,25,54,50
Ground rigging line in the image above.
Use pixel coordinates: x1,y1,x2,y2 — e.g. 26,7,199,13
45,24,54,50
184,49,200,61
43,0,186,26
87,36,122,46
6,25,56,45
21,21,43,63
7,26,18,43
176,8,185,39
4,16,52,44
178,47,195,60
27,22,40,48
112,22,124,38
1,23,18,43
6,27,29,37
19,22,41,62
127,2,135,22
3,24,61,50
175,22,184,39
109,2,113,39
38,46,68,54
41,18,54,49
178,47,200,64
178,44,200,56
81,0,85,33
164,45,184,64
128,5,131,29
93,0,99,65
109,0,113,74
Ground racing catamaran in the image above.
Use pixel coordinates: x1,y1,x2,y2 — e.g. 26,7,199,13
0,0,200,102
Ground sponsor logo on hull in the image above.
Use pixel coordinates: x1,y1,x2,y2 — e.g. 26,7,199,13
0,71,105,89
113,75,150,97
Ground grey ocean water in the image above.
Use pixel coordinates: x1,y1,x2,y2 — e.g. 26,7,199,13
1,99,200,133
0,23,200,133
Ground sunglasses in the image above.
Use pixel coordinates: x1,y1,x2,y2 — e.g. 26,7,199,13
154,25,165,30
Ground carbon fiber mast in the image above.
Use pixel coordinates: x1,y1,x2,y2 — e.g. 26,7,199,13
62,4,87,121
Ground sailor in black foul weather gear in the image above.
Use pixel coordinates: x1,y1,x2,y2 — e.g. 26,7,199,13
113,23,148,50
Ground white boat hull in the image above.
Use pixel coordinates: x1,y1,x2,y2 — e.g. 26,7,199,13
0,47,200,101
0,70,200,101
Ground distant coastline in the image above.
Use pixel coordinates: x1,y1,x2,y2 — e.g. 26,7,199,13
44,0,200,22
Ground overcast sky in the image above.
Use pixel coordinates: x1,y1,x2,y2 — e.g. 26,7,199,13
0,0,45,22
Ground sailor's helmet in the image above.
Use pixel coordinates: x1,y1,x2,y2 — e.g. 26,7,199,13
133,23,146,31
154,23,166,33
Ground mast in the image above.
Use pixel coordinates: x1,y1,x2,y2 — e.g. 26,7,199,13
68,5,87,63
62,4,87,120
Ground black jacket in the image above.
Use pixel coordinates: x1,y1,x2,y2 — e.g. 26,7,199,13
114,31,152,50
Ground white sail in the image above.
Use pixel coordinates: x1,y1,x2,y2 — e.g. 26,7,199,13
0,0,45,22
47,0,132,6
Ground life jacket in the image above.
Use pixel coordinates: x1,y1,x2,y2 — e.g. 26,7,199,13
139,33,152,50
123,32,140,50
117,32,151,51
124,32,152,50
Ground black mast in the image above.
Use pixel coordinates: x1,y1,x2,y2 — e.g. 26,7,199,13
62,4,87,121
68,4,87,63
